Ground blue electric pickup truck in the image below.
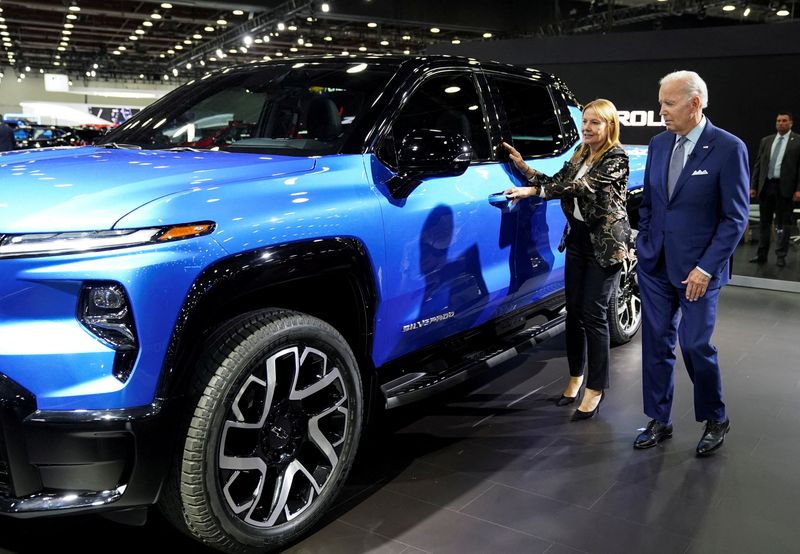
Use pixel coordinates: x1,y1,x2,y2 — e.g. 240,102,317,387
0,56,644,552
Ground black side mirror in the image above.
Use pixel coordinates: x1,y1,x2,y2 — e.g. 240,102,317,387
387,129,473,199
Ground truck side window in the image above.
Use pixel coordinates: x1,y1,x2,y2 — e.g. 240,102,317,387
383,72,491,167
490,76,565,158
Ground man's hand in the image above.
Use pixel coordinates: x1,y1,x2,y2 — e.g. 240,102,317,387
682,268,711,302
750,188,757,199
794,190,800,203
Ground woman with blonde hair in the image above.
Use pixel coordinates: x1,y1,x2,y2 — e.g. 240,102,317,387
503,98,634,420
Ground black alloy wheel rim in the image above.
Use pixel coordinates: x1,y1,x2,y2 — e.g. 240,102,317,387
217,344,350,528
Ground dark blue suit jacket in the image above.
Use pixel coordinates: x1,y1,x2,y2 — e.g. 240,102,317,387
636,119,750,288
0,123,15,152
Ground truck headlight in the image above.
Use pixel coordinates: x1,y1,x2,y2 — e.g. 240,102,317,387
79,282,139,382
0,222,215,259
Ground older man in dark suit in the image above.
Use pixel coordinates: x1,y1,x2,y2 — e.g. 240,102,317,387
749,112,800,267
634,71,749,456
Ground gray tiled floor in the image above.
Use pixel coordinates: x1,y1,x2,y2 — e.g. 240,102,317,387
2,286,799,553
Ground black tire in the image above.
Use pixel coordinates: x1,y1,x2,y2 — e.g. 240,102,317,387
159,309,363,553
609,257,642,346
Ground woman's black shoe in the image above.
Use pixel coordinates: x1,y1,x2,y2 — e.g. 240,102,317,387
554,395,577,406
571,392,604,421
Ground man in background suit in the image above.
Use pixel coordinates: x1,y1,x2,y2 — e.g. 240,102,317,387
0,116,15,152
634,71,749,456
749,112,800,267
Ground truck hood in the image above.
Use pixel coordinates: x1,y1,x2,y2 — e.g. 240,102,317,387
0,147,316,233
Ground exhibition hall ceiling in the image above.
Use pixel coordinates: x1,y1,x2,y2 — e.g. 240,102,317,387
0,0,795,83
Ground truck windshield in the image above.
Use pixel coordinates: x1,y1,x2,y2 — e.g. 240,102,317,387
99,61,395,155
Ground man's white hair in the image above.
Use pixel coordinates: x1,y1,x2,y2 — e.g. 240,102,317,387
660,70,708,109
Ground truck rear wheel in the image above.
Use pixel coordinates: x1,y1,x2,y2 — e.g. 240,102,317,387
609,258,642,346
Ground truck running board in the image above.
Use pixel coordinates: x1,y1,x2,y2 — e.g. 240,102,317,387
381,312,566,409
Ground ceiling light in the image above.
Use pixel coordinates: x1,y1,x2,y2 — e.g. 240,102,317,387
240,46,248,53
62,30,72,35
39,68,44,73
290,47,298,52
367,22,377,27
305,42,313,47
64,23,74,28
25,65,30,71
402,35,411,40
93,63,98,69
430,27,440,33
277,22,286,30
135,29,146,35
452,39,461,44
340,50,349,56
186,62,192,69
151,13,162,19
112,50,120,55
380,40,389,46
228,48,237,54
244,35,253,46
324,35,332,41
68,5,81,12
167,49,175,54
297,37,304,45
175,44,183,50
288,25,297,31
172,68,178,76
163,74,169,80
482,32,493,38
129,35,138,40
193,33,203,39
204,26,214,32
358,45,367,51
776,5,789,15
403,49,410,55
722,4,736,10
161,2,172,8
66,13,78,20
233,9,244,15
183,39,192,44
118,46,127,51
59,41,68,47
217,19,228,25
744,7,751,16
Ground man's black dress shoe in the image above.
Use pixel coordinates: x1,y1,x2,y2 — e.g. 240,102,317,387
696,418,730,456
571,392,603,421
633,419,673,449
748,256,766,264
777,257,786,267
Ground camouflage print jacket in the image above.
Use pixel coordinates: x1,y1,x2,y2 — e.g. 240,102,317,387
530,145,634,268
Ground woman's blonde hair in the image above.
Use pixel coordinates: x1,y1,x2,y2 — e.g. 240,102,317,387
570,98,622,163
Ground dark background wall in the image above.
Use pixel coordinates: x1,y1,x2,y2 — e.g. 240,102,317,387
430,22,800,160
